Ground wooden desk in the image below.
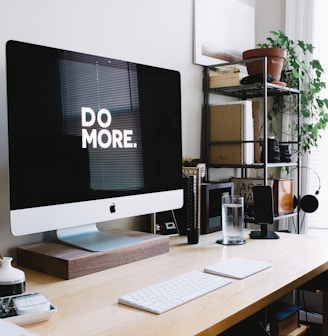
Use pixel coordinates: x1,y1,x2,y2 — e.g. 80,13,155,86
23,232,328,336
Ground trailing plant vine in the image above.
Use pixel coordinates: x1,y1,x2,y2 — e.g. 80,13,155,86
258,30,328,154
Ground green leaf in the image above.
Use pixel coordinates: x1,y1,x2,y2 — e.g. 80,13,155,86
257,30,328,155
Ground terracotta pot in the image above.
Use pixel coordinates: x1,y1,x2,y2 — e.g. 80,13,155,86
242,48,286,81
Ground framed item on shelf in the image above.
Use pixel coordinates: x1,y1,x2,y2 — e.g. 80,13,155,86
231,178,274,208
273,179,294,216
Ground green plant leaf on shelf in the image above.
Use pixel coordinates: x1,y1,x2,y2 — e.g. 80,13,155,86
258,30,328,154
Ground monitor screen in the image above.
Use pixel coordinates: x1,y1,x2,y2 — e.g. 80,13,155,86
6,40,183,251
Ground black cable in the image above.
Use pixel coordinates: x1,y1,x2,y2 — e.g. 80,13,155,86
299,289,311,332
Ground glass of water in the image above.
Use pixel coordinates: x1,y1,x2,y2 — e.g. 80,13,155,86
217,195,246,245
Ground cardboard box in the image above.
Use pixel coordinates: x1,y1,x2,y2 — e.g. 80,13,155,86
286,324,307,336
209,72,245,88
270,304,301,336
273,179,294,215
271,312,298,335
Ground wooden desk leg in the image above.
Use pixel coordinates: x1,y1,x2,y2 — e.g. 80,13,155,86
323,291,328,336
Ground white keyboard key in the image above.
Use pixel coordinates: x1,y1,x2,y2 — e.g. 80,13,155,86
118,271,231,314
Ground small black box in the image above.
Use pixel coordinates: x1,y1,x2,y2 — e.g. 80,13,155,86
200,182,234,234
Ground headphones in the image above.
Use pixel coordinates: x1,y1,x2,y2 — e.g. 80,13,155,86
294,166,321,213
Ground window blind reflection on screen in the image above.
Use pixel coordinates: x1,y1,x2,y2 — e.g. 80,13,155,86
59,59,144,191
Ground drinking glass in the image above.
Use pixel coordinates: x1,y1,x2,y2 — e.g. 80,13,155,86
217,195,246,245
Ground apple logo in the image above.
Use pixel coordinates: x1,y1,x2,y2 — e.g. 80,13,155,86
109,203,116,213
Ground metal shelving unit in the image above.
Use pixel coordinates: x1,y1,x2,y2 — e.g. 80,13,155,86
202,57,301,232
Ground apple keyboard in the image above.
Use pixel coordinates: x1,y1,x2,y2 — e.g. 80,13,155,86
118,271,231,314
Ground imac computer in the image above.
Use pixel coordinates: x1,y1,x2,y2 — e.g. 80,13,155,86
6,40,183,252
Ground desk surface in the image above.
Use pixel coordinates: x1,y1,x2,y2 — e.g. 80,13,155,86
24,231,328,336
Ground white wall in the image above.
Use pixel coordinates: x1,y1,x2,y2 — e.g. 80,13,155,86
0,0,284,256
255,0,285,43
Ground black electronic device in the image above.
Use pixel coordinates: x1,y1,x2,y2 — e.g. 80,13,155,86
261,138,280,163
174,175,195,235
155,210,179,235
6,40,183,251
279,144,292,162
250,185,279,239
200,182,234,234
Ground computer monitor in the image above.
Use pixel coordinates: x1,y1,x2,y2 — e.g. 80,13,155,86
6,40,183,251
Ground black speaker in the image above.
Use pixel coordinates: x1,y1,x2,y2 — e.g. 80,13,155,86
173,176,195,235
250,185,279,239
261,138,280,163
279,144,292,162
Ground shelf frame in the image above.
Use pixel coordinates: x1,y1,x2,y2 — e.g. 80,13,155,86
202,56,301,233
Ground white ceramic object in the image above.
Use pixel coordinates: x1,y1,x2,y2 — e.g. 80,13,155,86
0,257,25,296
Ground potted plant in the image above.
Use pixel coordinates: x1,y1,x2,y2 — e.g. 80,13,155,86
242,47,286,83
255,30,328,155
